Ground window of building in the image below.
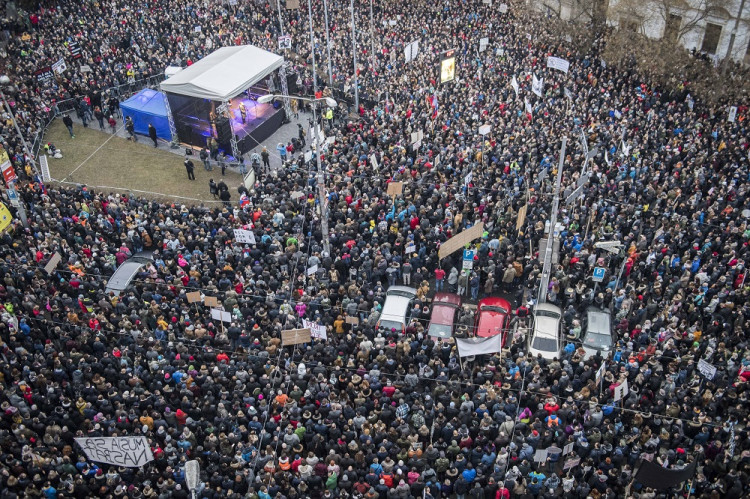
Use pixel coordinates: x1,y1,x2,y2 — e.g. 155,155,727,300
701,23,722,54
665,14,682,43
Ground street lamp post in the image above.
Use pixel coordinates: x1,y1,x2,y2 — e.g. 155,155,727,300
258,94,335,255
350,0,359,111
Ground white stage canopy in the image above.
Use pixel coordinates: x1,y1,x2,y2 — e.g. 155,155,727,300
159,45,283,101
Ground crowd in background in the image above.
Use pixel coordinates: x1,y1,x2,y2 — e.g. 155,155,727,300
0,0,749,498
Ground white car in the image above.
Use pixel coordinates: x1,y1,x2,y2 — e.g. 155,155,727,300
528,303,563,360
377,286,417,334
581,307,614,359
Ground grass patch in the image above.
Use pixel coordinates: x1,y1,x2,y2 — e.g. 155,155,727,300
44,120,245,205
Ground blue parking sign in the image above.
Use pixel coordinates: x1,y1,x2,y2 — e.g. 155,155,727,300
592,267,606,282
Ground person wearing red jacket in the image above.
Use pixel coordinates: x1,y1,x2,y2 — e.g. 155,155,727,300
435,268,446,291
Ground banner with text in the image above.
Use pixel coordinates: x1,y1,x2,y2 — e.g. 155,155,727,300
75,437,154,467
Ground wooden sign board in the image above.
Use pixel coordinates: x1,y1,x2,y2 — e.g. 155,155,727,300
345,316,359,325
516,204,528,232
204,296,219,307
438,222,484,260
186,291,202,303
281,328,311,346
387,181,403,197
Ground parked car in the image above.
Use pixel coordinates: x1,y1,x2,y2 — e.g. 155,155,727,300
428,293,462,339
528,302,562,360
474,296,512,346
105,251,154,296
376,285,417,334
581,307,614,359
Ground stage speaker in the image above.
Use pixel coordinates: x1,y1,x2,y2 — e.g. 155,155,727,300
216,117,232,143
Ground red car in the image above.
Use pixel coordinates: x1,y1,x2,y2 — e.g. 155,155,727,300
428,293,462,339
474,296,512,346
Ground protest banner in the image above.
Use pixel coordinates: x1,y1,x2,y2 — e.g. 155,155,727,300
52,58,67,75
281,328,312,346
345,315,359,325
233,228,256,244
697,358,717,380
302,319,327,340
186,291,202,303
203,296,219,308
438,222,484,259
546,56,570,73
75,436,153,467
532,75,543,97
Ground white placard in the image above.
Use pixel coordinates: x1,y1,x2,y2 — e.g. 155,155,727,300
52,58,67,74
524,98,532,115
728,106,737,122
479,124,492,135
194,25,201,33
304,151,313,162
563,442,574,455
697,358,717,380
613,379,629,402
546,56,570,73
278,35,292,50
303,319,328,340
80,65,92,73
370,154,379,170
306,264,318,275
389,20,397,26
532,75,543,97
405,243,416,254
211,308,232,323
233,228,256,244
533,449,548,463
479,37,489,53
499,3,508,12
75,437,154,467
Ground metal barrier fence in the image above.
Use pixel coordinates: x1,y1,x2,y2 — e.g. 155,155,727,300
30,73,164,159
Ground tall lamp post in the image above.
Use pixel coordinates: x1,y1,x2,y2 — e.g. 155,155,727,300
258,93,336,255
0,75,34,228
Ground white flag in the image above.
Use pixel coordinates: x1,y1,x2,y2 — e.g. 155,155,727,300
511,75,519,96
455,336,503,357
524,98,532,115
532,74,543,97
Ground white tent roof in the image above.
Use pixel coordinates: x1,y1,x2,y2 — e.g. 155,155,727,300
160,45,283,101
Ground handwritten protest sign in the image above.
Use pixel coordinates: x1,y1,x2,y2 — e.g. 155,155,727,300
303,319,327,340
75,437,154,467
204,296,219,308
186,291,202,303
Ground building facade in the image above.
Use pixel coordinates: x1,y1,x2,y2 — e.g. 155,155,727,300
533,0,750,64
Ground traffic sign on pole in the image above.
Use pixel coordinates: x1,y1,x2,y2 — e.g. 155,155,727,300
592,267,606,282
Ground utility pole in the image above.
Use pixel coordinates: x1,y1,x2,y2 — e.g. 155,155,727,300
307,0,318,94
369,0,376,74
322,0,333,86
311,102,331,255
538,136,566,303
350,0,359,111
0,78,34,229
722,0,747,76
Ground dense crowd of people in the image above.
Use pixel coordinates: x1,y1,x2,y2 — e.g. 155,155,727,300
1,0,750,498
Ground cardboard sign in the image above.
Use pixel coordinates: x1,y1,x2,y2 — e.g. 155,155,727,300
516,204,528,231
44,252,62,275
281,328,311,346
204,296,219,308
387,181,403,197
286,0,300,9
186,291,202,303
75,437,154,468
345,316,359,325
438,222,484,259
